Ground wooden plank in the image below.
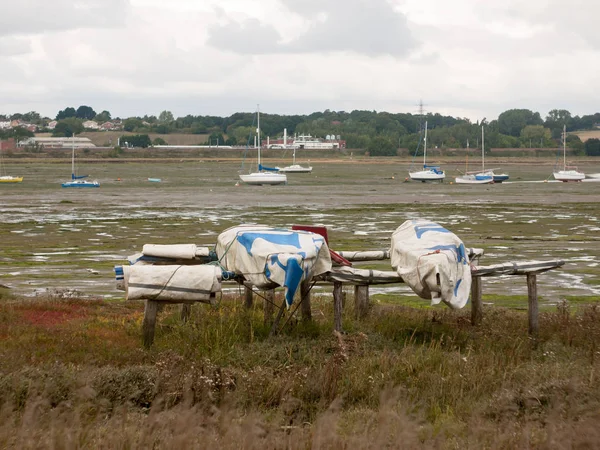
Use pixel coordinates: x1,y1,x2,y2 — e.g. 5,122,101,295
354,284,369,319
244,282,253,309
300,280,312,321
270,299,286,337
333,281,343,332
527,273,539,336
470,276,482,326
180,304,191,323
142,300,159,348
264,289,275,326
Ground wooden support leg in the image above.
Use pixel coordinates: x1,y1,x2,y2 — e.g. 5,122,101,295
244,282,254,309
180,303,191,323
527,273,539,336
264,289,275,326
333,281,343,332
270,299,286,337
143,300,159,348
354,285,369,319
300,280,312,321
471,276,483,326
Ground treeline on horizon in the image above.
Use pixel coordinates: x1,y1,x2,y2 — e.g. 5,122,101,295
2,107,600,156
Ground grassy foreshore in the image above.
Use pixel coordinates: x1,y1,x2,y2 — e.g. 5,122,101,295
1,290,600,448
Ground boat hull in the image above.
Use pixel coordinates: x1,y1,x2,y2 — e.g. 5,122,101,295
553,170,585,182
239,172,287,185
408,170,445,182
62,180,100,188
276,165,312,173
0,176,23,183
455,175,494,184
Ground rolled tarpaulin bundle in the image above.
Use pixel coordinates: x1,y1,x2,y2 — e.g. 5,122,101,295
215,225,332,308
122,264,222,303
142,244,211,260
389,219,471,309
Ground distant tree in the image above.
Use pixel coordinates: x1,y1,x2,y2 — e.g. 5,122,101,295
52,118,84,137
208,132,224,146
56,107,77,120
566,134,584,154
158,110,174,123
21,111,42,124
224,136,237,146
120,134,151,148
497,109,543,137
94,110,112,122
152,137,167,146
585,138,600,156
75,105,96,120
520,125,551,147
367,136,396,156
123,117,143,132
0,127,34,140
9,113,23,120
153,124,170,134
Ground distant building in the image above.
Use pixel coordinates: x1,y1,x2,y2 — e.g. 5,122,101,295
47,120,57,130
0,121,11,129
18,137,96,148
83,120,100,130
100,121,116,130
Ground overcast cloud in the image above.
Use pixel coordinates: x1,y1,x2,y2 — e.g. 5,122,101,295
1,0,599,121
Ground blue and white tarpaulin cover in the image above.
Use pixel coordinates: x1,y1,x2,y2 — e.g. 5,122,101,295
216,225,332,308
120,264,222,303
390,220,471,309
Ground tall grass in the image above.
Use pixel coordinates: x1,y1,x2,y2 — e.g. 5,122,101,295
1,292,600,448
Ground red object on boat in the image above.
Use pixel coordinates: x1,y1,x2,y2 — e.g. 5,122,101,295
291,225,352,266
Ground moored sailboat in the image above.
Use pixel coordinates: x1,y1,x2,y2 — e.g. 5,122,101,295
239,105,287,186
0,140,23,183
553,125,584,182
61,136,99,188
408,121,445,182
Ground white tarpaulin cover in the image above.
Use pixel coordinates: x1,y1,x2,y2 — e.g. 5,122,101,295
216,225,332,307
122,264,222,303
390,220,471,309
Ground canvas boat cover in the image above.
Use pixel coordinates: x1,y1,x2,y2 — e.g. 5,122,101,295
390,220,471,309
216,225,332,307
121,264,222,303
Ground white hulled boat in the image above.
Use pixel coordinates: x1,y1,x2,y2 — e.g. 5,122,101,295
553,125,584,182
456,126,494,185
61,136,99,188
239,105,287,186
408,121,445,182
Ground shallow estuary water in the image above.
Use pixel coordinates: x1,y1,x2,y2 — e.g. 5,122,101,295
1,159,599,307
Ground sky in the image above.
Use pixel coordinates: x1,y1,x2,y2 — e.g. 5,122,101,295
1,0,599,122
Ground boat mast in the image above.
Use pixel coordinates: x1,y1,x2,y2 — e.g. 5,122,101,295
256,104,261,169
423,121,428,167
563,124,566,170
481,125,485,172
71,135,75,177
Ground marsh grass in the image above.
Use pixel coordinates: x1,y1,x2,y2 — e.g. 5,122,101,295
2,292,600,448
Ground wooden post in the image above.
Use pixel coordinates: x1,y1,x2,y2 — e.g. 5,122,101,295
143,300,159,348
270,299,286,337
527,273,539,336
244,282,254,309
264,289,275,326
354,284,369,319
180,303,191,323
471,276,483,326
300,280,312,321
333,281,343,332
